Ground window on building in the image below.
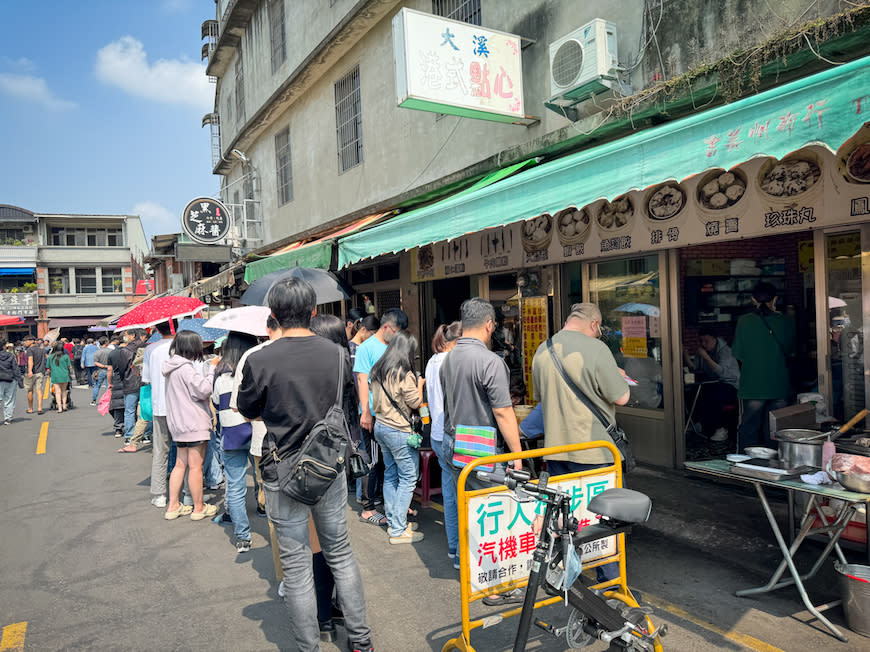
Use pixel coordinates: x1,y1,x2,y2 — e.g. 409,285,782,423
335,66,363,172
235,52,246,124
75,268,97,294
101,267,123,293
275,126,293,205
432,0,481,25
0,228,25,244
268,0,286,73
48,268,69,294
107,228,123,246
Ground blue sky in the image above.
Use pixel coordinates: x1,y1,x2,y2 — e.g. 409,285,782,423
0,0,216,240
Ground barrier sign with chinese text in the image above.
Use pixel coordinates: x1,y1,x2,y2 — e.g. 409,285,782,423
467,472,617,594
0,292,37,317
393,8,524,123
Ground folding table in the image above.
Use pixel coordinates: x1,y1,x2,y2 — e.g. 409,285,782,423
686,459,870,642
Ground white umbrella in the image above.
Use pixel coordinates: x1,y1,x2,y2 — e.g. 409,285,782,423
204,306,271,337
828,296,847,309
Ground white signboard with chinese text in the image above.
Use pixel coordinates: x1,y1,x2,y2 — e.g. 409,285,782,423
393,8,524,123
0,292,37,317
467,472,617,595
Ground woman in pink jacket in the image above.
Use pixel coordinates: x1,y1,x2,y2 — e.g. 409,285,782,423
162,331,216,521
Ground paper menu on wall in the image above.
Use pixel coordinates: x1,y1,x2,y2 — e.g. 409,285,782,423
621,316,647,338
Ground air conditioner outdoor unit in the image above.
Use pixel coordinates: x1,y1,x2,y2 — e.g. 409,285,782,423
21,224,33,233
549,18,618,103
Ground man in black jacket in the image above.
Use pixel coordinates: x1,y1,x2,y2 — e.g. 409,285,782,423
0,340,23,425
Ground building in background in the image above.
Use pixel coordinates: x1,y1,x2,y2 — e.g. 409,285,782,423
199,1,870,470
0,204,148,340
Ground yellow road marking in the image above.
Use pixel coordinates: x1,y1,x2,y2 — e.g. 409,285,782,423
0,622,27,651
36,422,49,455
643,593,784,652
43,378,51,401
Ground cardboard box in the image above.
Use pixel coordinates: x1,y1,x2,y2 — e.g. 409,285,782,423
702,259,730,276
769,403,817,435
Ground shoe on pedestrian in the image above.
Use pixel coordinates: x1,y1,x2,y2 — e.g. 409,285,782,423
710,427,729,442
117,444,138,453
89,401,96,407
114,431,123,438
256,504,267,518
164,504,194,520
150,495,167,508
389,528,424,545
2,420,9,426
447,549,457,559
277,580,286,598
220,512,233,524
453,557,460,570
319,620,337,643
347,639,374,652
142,437,152,445
482,588,524,606
235,538,251,553
190,504,218,521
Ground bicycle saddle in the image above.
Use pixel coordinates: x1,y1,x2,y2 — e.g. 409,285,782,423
588,488,651,524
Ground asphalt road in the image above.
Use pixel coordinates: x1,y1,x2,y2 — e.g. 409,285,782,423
0,383,867,651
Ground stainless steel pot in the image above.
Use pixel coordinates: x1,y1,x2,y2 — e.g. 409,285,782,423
775,429,824,468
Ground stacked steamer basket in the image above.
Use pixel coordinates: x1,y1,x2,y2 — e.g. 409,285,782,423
694,167,751,224
756,149,824,209
834,123,870,187
643,181,688,230
521,214,553,254
554,206,592,248
594,194,635,239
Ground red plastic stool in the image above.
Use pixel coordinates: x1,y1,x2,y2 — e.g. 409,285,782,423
414,447,442,509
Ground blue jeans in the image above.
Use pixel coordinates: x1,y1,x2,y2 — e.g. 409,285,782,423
547,459,619,584
85,365,97,388
431,437,459,555
738,398,787,450
264,472,371,650
123,392,139,441
92,369,107,402
222,448,250,541
203,429,223,488
374,421,419,538
0,380,16,421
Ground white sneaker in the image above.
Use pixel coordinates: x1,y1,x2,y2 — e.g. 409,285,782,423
277,580,286,598
389,529,424,545
710,427,729,442
150,495,167,508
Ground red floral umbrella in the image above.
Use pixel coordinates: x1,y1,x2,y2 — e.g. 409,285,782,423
115,296,205,331
0,315,24,327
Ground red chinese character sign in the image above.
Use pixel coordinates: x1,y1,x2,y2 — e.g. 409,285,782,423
393,8,524,123
467,472,617,595
181,197,231,245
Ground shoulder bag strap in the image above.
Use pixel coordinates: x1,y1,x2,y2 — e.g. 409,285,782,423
546,337,615,434
333,347,344,409
376,375,415,429
756,312,788,359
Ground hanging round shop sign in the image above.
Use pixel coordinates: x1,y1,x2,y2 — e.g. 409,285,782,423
181,196,231,244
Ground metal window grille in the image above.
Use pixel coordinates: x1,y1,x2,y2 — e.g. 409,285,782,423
235,53,245,124
75,268,98,294
431,0,481,25
275,126,293,205
268,0,286,73
101,268,122,293
376,289,401,314
334,66,363,172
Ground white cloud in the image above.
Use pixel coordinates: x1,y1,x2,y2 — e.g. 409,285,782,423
133,201,179,238
95,36,212,110
0,73,77,110
0,56,37,73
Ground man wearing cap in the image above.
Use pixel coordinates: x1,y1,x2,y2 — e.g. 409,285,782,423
24,335,47,415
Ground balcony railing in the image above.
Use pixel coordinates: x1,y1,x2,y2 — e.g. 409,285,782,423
0,245,38,263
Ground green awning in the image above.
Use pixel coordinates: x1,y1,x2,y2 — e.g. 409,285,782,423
244,241,332,283
339,54,870,268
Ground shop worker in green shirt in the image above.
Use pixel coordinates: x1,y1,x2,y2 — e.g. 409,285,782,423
732,281,795,450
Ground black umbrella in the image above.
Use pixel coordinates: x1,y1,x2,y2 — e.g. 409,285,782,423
240,267,351,306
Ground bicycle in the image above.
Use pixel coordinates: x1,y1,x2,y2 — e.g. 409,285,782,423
479,467,666,651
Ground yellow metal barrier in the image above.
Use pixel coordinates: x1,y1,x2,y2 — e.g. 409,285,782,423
442,441,659,652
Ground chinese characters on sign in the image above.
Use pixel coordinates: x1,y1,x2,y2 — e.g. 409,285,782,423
467,473,617,594
0,292,37,317
521,296,547,405
394,8,524,121
181,197,231,245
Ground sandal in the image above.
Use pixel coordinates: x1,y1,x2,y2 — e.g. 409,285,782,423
117,444,138,453
358,512,387,526
190,504,218,521
164,505,194,520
